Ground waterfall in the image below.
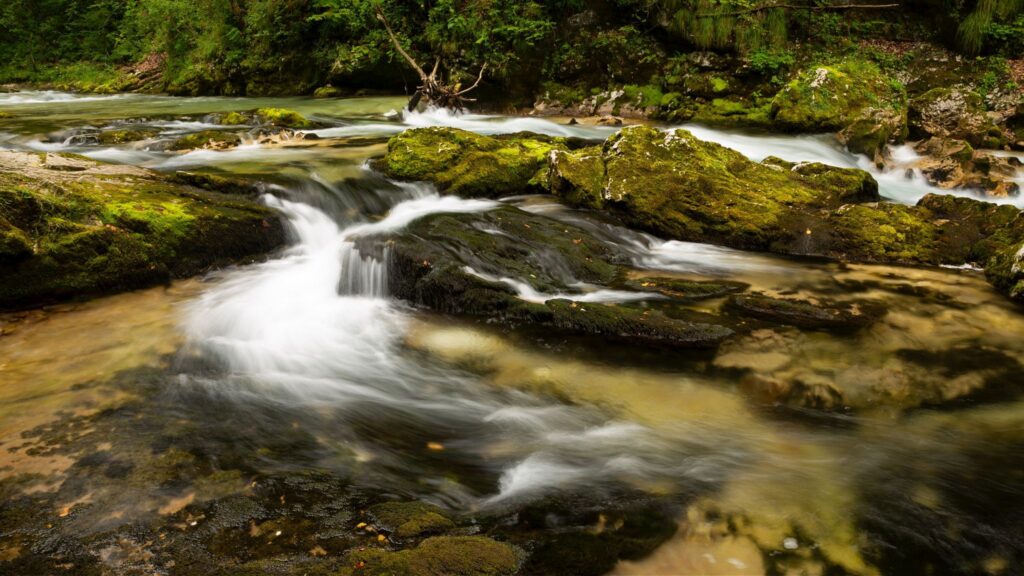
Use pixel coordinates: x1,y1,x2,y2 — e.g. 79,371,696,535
338,243,389,297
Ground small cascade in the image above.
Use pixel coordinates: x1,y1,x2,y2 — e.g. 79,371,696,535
338,243,389,297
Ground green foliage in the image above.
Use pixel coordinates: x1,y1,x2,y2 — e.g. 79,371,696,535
956,0,1024,55
748,48,795,83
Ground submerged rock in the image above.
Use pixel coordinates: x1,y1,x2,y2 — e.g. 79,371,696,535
726,294,885,332
0,151,284,309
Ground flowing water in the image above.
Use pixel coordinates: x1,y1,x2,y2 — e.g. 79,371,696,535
1,92,1023,575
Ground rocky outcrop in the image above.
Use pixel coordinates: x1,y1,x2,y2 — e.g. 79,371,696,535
356,204,736,348
908,87,1006,148
0,151,284,309
910,137,1021,197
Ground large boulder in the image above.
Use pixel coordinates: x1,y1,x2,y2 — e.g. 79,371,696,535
908,87,1006,148
770,60,907,140
548,125,879,252
377,127,568,198
0,151,284,309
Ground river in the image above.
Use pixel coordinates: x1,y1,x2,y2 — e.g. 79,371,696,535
0,91,1022,575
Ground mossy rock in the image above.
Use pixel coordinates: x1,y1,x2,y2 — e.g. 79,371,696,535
622,277,749,300
0,151,284,309
771,59,906,134
339,536,519,576
256,107,313,129
550,125,879,251
546,299,733,347
168,130,242,151
313,85,344,99
368,502,456,539
726,294,885,332
97,128,160,145
691,98,773,129
379,127,567,198
220,111,250,126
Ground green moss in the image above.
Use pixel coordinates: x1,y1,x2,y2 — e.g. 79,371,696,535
312,85,343,98
255,107,313,128
220,111,249,126
771,59,906,133
559,125,877,251
828,203,941,263
96,128,159,145
368,502,456,539
546,299,733,348
380,128,565,198
0,151,284,309
168,130,242,151
340,536,519,576
547,147,605,209
692,98,773,128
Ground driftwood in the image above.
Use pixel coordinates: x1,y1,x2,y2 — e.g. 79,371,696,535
375,6,486,111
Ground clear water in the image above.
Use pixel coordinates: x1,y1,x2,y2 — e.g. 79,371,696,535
1,93,1022,575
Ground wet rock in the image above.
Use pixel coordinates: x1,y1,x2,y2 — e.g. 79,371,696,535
910,138,1020,197
908,86,1006,148
339,536,519,576
367,502,455,539
96,128,160,145
726,294,885,332
0,151,285,309
256,108,314,129
360,205,733,348
838,106,909,161
622,276,748,300
312,85,343,99
168,129,242,151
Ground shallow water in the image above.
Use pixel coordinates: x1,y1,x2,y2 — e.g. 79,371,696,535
1,93,1023,575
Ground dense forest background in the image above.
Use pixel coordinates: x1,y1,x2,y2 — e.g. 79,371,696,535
0,0,1022,98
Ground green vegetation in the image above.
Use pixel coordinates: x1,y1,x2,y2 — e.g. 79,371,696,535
0,1,1021,97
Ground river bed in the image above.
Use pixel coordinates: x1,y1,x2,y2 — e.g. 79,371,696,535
1,92,1022,575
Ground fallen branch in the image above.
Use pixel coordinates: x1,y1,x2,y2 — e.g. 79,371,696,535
374,6,488,111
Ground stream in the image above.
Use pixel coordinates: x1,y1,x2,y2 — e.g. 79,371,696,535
1,91,1023,575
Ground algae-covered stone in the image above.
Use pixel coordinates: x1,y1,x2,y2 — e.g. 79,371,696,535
313,85,343,98
97,128,160,145
168,129,242,151
771,60,905,134
547,299,733,347
220,111,249,126
380,127,566,198
340,536,519,576
0,151,284,309
552,125,879,251
256,107,313,129
368,501,455,539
